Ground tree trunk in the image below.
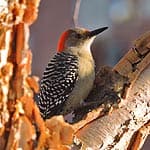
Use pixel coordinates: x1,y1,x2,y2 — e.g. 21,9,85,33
0,1,43,149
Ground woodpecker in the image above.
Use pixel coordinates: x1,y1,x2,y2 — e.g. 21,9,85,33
37,27,108,119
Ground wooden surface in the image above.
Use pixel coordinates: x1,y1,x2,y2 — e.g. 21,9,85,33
73,32,150,150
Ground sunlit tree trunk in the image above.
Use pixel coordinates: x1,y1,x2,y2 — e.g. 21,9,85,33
0,1,42,149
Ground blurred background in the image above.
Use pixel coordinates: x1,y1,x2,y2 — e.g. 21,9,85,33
30,1,150,149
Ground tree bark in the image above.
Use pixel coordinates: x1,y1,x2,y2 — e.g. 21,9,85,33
0,1,43,149
73,32,150,150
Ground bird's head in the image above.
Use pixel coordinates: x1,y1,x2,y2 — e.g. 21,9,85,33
57,27,108,53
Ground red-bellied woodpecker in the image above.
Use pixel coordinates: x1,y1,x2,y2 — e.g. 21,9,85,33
37,27,108,119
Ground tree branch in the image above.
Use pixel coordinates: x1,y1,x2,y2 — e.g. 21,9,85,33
73,0,81,27
73,32,150,149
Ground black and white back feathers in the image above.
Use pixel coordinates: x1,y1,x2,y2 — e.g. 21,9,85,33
37,52,78,119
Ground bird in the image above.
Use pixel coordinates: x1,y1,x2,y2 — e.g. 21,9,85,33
37,27,108,119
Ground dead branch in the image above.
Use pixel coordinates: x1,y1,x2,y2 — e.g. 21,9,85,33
73,0,81,27
73,32,150,149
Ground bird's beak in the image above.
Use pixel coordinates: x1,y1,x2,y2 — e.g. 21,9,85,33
88,27,108,37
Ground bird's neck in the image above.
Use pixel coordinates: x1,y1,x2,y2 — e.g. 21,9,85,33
66,45,93,59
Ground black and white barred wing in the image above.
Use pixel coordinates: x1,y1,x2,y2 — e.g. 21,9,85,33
37,52,78,119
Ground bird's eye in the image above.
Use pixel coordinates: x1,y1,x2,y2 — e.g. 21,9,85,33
76,34,82,39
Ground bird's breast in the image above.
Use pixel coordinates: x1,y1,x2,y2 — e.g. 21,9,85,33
62,54,95,113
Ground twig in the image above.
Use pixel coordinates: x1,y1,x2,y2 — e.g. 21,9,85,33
73,0,81,27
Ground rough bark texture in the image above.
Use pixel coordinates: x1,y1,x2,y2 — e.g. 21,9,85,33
73,32,150,150
0,0,43,149
0,1,150,150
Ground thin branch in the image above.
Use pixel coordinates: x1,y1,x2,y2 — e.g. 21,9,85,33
73,0,81,27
